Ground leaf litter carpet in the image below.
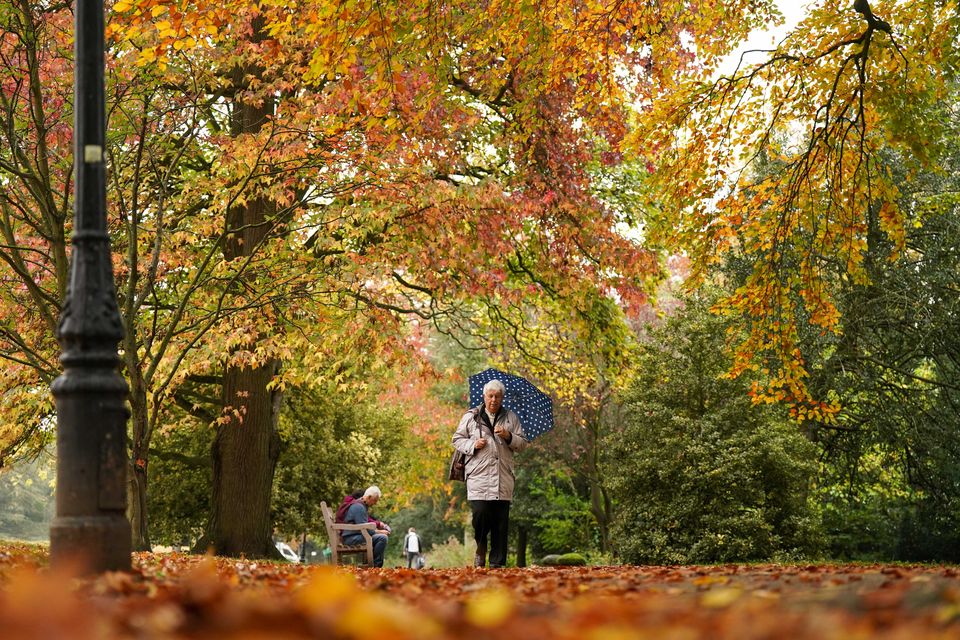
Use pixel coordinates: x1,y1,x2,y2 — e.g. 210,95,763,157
0,545,958,638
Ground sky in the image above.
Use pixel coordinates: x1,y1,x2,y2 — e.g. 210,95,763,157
717,1,814,75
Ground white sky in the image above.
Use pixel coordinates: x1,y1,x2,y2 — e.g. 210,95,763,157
717,1,813,75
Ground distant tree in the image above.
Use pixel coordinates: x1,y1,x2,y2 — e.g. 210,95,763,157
0,453,54,541
271,387,406,539
382,495,465,561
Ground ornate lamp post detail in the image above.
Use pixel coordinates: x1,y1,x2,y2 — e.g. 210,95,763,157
49,0,131,572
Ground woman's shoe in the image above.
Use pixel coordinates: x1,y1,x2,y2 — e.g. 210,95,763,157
474,543,487,567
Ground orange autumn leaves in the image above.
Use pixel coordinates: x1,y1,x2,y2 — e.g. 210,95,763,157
1,544,959,638
636,1,959,418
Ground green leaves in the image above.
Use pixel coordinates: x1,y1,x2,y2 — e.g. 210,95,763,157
634,0,960,411
605,293,824,564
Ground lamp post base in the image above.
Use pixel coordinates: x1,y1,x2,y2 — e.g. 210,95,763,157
50,515,131,574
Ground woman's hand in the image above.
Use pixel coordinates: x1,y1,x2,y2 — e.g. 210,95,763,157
475,437,487,450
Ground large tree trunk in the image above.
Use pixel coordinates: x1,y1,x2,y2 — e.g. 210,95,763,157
206,362,282,556
202,22,283,557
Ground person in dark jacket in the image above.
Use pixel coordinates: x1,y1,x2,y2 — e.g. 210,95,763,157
336,488,391,532
341,485,389,567
452,379,528,568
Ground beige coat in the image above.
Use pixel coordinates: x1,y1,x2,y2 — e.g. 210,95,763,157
452,407,528,501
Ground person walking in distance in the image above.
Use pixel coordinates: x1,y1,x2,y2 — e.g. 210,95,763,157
403,527,423,569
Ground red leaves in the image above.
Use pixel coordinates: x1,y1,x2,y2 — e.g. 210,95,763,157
0,546,959,638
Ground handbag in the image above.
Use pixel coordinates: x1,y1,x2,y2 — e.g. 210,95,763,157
448,407,487,482
448,448,466,482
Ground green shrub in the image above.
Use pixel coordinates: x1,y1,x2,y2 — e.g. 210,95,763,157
421,535,472,568
816,451,910,560
539,552,587,566
604,294,825,565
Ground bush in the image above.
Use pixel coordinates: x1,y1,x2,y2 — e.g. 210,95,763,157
897,497,960,562
539,553,587,566
604,293,825,565
421,535,472,568
816,451,911,560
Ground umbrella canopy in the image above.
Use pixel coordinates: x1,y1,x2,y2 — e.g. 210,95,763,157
468,368,554,440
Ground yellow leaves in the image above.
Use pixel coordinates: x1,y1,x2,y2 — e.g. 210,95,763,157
296,567,358,609
154,20,176,39
812,404,839,425
877,201,906,255
935,603,960,625
718,269,845,420
692,575,731,587
133,44,156,66
295,568,442,639
465,588,515,628
700,587,744,608
172,36,197,51
109,0,228,67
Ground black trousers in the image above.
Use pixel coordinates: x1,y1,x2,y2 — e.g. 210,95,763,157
470,499,510,567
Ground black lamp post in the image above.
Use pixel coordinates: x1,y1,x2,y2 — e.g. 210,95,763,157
49,0,131,572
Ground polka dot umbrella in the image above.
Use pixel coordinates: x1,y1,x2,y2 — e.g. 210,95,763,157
468,368,554,440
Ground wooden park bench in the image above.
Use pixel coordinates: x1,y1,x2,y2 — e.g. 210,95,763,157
319,501,375,566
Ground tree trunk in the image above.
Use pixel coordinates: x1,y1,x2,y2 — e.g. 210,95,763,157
586,417,613,554
589,480,612,553
126,362,152,551
127,459,150,551
202,21,283,557
205,362,282,556
517,526,527,567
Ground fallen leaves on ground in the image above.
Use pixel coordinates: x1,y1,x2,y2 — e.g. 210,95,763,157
0,544,957,638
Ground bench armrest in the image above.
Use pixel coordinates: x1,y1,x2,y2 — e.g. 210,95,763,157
335,524,376,546
334,523,377,533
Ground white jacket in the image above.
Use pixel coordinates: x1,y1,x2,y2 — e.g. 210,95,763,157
452,407,528,501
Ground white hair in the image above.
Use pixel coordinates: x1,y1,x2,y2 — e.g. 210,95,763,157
363,485,381,500
483,379,505,395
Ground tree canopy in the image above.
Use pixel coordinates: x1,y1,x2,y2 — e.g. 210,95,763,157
0,0,958,562
636,0,959,417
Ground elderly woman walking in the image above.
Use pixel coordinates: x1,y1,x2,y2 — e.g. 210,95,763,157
452,379,528,568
